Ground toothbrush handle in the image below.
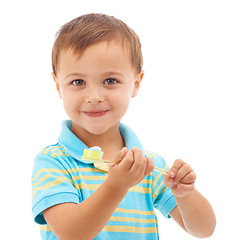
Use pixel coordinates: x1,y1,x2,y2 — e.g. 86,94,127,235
83,156,169,174
154,166,169,175
104,160,169,174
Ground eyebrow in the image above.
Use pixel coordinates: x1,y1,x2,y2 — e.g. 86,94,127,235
64,71,125,80
104,71,125,78
64,72,87,80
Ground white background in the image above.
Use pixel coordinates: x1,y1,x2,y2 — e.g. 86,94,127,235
0,0,239,239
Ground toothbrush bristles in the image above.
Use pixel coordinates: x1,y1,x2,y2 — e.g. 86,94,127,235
81,156,114,165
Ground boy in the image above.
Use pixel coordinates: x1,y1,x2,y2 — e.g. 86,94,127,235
32,13,216,240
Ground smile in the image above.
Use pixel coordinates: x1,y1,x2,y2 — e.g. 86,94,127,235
83,110,109,117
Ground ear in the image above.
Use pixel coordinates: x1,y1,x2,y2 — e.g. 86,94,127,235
51,72,62,99
132,70,144,98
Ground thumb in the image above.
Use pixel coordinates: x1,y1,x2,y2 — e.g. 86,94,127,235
112,147,128,165
163,174,175,188
144,157,155,175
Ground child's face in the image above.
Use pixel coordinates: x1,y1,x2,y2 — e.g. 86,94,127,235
53,41,143,136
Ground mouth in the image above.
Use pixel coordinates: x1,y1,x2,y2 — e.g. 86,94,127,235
82,110,109,117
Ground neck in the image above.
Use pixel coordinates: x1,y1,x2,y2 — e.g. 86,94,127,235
71,122,125,159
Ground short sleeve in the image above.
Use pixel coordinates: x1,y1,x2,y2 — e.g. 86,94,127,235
146,152,177,218
31,150,80,224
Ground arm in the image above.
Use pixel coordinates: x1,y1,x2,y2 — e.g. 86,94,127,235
164,159,216,238
43,147,154,240
43,177,128,240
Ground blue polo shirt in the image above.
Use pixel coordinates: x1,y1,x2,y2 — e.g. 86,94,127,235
32,120,177,239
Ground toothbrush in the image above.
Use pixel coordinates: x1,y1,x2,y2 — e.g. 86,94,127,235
82,146,169,175
81,146,115,165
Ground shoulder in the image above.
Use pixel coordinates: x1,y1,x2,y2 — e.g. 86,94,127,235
32,143,70,174
39,144,69,159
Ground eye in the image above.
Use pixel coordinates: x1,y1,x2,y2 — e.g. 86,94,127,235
72,79,86,86
104,78,118,85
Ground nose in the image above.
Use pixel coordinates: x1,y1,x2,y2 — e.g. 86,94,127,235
85,87,104,104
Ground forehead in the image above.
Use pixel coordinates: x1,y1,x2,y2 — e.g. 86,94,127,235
58,41,134,77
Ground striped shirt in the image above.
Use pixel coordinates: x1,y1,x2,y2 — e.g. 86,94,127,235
32,120,177,239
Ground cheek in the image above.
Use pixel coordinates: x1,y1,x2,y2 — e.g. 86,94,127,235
62,92,81,113
111,89,132,111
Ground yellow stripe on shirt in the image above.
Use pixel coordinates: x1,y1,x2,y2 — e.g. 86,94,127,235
129,185,152,194
40,225,51,232
32,168,68,182
109,216,156,224
32,174,72,187
152,180,165,201
115,208,155,216
152,164,168,189
103,225,157,233
32,178,69,198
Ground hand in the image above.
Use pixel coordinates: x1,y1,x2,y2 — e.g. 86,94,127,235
163,159,197,198
106,147,154,192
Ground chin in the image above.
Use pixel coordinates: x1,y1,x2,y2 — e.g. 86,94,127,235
86,121,120,136
85,124,109,135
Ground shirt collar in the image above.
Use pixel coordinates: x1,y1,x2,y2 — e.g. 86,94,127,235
58,120,144,164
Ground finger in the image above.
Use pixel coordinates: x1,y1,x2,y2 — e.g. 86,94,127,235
172,159,185,170
163,174,175,188
177,182,195,193
109,147,127,167
130,147,145,173
113,147,128,164
174,163,192,183
144,157,155,176
179,171,197,184
121,147,128,157
164,177,175,188
118,149,134,171
170,159,185,175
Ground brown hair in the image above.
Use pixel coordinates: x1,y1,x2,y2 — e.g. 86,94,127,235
52,13,143,77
